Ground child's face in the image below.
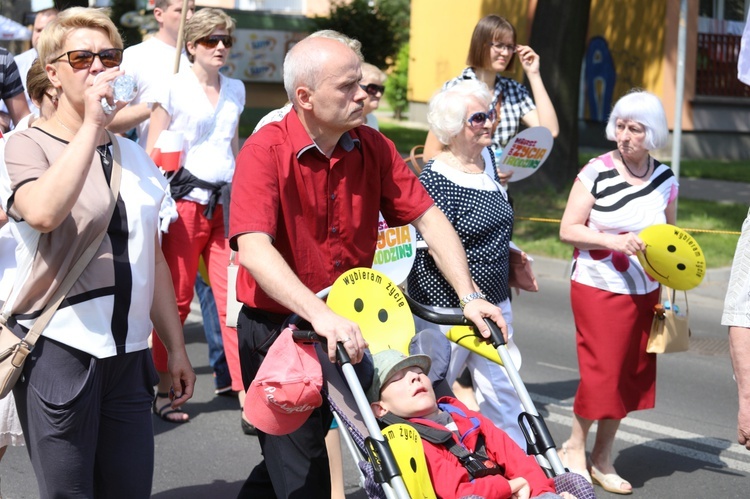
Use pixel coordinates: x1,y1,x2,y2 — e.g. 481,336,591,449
371,366,438,419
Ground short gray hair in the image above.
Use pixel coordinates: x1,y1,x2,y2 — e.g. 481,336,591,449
283,31,362,103
606,90,669,150
427,80,492,145
361,62,386,84
308,30,363,61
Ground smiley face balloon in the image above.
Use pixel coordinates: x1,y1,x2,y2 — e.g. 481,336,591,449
637,224,706,291
327,268,415,354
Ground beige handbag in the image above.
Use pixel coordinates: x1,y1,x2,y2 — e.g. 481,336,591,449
0,133,121,398
646,286,690,354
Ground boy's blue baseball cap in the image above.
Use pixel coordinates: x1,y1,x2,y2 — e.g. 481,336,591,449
366,349,431,403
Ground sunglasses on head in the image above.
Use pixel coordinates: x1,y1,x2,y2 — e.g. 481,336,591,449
466,109,497,128
196,35,234,49
51,49,123,70
360,83,385,96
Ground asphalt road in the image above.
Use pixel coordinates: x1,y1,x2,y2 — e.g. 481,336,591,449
1,258,747,498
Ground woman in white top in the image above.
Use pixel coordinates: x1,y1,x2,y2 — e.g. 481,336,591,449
0,59,58,464
147,8,245,423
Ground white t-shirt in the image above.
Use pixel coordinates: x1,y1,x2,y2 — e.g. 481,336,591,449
11,48,36,114
158,70,245,204
121,37,191,144
0,114,35,307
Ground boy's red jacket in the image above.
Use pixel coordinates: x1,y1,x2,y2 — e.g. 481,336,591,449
410,397,555,499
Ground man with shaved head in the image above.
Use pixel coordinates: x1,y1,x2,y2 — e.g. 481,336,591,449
230,35,506,498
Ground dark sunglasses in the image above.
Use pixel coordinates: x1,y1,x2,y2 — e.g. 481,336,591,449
196,35,234,49
360,83,385,96
50,49,123,70
466,109,497,128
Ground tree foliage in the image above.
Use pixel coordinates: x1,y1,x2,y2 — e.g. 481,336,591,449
310,0,400,68
375,0,411,49
385,43,409,119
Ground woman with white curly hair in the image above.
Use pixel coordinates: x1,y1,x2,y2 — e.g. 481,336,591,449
407,79,526,448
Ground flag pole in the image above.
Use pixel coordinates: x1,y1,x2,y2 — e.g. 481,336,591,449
173,0,190,74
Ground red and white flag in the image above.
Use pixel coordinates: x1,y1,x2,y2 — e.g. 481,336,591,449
150,130,184,172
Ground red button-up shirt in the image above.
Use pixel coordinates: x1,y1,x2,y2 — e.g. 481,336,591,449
230,110,433,314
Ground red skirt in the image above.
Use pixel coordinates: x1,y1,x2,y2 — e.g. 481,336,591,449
571,281,660,420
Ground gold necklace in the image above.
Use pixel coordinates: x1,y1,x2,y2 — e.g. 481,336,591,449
441,151,484,174
55,115,77,137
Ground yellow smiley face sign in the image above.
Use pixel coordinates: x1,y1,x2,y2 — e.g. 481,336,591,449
637,224,706,291
381,423,437,499
327,268,415,355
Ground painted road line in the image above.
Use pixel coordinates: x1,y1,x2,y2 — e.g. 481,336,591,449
530,392,750,472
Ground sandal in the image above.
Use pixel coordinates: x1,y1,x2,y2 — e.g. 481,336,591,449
152,392,189,424
590,465,632,495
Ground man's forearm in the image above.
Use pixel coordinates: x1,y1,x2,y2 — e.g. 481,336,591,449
236,233,330,320
107,102,151,134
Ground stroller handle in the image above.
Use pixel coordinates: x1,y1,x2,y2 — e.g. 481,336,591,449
405,294,507,347
291,329,353,365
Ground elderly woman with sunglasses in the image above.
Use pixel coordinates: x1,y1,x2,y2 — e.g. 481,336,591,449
423,14,558,180
0,8,194,497
360,62,386,130
407,79,526,448
146,8,245,423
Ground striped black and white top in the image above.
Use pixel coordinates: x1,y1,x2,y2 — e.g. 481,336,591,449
570,153,678,295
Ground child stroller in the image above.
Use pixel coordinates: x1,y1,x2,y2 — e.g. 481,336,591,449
286,267,595,499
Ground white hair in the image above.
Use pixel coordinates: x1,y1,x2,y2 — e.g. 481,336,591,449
427,80,493,145
283,32,362,103
605,90,669,150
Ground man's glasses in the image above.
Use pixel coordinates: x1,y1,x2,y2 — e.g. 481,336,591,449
360,83,385,96
488,42,516,54
50,49,123,69
466,109,497,128
196,35,234,49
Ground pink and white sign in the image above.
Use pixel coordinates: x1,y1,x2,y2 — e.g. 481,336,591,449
497,127,554,182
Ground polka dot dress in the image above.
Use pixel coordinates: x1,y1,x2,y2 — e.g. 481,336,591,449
407,152,514,307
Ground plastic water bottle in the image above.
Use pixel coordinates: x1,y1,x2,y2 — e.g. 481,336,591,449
100,74,138,114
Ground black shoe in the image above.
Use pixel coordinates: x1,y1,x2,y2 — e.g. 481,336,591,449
241,416,257,436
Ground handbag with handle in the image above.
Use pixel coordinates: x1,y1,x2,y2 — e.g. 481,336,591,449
646,285,690,354
508,242,538,293
0,133,122,399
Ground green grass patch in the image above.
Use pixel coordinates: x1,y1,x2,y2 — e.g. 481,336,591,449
667,159,750,183
379,121,429,155
511,187,744,268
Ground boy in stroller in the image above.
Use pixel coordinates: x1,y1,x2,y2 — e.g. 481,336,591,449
367,349,579,499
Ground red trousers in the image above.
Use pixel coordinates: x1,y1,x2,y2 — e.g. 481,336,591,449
152,200,242,391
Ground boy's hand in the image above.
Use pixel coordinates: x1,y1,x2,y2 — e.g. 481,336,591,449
508,477,530,499
559,492,577,499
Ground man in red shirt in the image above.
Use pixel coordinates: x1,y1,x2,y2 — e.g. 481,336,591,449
230,35,506,499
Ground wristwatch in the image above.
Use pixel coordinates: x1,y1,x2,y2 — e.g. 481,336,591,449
459,292,487,310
